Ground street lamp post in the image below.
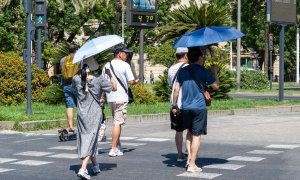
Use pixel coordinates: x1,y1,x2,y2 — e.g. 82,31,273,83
236,0,241,90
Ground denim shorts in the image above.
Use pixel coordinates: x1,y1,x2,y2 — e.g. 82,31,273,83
182,109,207,136
63,84,77,108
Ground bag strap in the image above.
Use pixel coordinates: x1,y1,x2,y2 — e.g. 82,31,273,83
172,63,186,86
187,65,205,93
109,62,128,93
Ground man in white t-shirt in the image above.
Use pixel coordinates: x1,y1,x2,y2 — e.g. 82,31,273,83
102,44,139,157
168,47,191,163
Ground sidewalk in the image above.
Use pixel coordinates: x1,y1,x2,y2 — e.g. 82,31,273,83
1,105,300,131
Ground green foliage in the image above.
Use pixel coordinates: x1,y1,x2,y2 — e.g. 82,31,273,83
153,70,171,102
130,84,158,105
44,83,64,104
159,1,230,43
147,43,176,68
240,69,269,90
0,52,50,105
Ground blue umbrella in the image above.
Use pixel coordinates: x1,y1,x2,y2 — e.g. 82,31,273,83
173,26,245,48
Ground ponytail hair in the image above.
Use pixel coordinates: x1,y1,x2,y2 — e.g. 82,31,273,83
81,64,89,92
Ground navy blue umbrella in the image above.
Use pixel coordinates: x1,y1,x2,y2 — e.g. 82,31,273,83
173,26,245,48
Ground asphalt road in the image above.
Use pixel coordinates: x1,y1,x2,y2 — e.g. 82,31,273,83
0,111,300,180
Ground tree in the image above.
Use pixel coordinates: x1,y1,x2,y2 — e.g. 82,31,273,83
159,1,230,43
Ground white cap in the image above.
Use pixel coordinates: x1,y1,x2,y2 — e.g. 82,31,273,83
176,47,188,54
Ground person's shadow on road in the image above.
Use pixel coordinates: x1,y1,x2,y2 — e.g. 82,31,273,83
70,163,117,178
161,153,228,168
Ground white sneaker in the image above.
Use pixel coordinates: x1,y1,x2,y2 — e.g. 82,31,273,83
118,144,124,153
92,163,101,174
108,148,124,157
77,169,91,180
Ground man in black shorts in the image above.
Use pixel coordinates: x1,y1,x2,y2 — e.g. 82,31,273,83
168,47,189,162
172,47,219,172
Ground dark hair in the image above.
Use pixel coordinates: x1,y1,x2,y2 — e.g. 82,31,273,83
69,44,78,53
176,53,186,60
81,64,89,91
187,47,203,63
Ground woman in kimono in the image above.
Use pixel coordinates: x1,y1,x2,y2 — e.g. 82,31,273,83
73,60,117,180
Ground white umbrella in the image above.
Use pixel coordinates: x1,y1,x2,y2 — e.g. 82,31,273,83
73,35,124,64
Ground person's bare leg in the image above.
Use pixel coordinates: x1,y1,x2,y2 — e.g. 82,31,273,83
80,156,90,170
175,131,183,158
90,156,97,166
117,126,122,147
111,124,121,149
189,135,201,168
186,130,192,164
66,108,74,130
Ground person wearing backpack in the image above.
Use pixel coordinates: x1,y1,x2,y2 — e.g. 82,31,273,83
60,44,79,133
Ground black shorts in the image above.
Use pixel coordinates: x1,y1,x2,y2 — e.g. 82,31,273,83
170,110,185,132
182,109,207,136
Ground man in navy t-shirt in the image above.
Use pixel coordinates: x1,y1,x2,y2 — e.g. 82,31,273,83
172,47,219,172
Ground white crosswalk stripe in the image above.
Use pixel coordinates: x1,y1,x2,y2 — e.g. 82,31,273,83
204,163,245,170
14,151,54,157
247,150,283,155
0,158,18,164
177,172,222,179
48,146,77,150
265,144,299,149
120,137,138,140
48,153,78,159
11,160,53,166
227,156,265,162
120,142,146,147
136,138,170,142
0,168,15,173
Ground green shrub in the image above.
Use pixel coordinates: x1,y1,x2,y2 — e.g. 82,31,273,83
0,52,50,105
240,69,268,89
153,70,171,102
44,83,65,104
130,84,158,105
205,62,236,99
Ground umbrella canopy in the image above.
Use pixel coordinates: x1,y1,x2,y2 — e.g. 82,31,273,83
73,35,124,64
173,26,245,48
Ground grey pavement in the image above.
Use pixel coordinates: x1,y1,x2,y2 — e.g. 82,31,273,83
0,111,300,180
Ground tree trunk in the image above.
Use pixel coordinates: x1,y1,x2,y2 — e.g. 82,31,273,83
264,23,269,74
114,0,122,35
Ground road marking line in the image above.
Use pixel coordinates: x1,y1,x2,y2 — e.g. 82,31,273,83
120,137,138,140
227,156,265,162
136,138,170,142
204,164,245,170
0,168,15,173
13,138,44,143
177,172,222,179
0,158,18,164
42,133,56,136
48,146,77,150
266,144,299,149
11,160,53,166
247,150,283,155
120,142,146,147
48,153,78,159
14,151,53,157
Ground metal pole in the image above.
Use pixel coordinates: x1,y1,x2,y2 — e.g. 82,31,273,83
26,12,32,115
296,27,299,83
279,25,285,101
121,0,124,38
230,41,233,70
37,28,42,69
236,0,241,90
139,29,144,84
269,50,273,90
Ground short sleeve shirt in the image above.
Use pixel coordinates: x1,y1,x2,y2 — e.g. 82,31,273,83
102,59,135,102
177,64,216,110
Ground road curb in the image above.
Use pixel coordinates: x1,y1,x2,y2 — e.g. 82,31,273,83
1,105,300,131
